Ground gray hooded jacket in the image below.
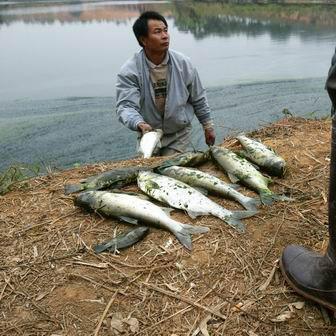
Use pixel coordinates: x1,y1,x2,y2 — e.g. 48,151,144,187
116,49,212,134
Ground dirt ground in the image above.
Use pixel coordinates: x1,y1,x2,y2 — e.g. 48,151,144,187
1,117,335,336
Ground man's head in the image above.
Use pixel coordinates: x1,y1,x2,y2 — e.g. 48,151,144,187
133,11,169,53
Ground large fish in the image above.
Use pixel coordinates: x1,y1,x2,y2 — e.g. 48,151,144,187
159,165,260,212
74,191,209,250
64,166,150,195
211,146,290,205
139,129,163,158
94,226,149,254
236,134,286,177
137,171,256,233
155,150,210,172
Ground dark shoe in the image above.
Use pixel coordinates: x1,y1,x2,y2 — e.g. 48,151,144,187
280,244,336,311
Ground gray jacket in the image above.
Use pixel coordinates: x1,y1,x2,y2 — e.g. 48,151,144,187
116,49,212,134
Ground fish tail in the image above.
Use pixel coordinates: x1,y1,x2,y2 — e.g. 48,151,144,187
260,191,294,205
240,196,260,211
64,183,84,195
94,241,116,254
220,209,257,233
224,217,246,233
174,224,210,251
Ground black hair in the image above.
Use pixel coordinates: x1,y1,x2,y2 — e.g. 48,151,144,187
133,11,168,47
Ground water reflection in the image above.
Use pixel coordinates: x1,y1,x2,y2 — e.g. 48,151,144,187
172,2,336,41
0,1,171,25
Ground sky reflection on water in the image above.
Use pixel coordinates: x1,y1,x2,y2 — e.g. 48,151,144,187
0,1,335,101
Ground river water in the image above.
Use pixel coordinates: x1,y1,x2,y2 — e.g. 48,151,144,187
0,0,335,171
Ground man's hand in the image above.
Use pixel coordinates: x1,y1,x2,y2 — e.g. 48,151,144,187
204,127,216,146
138,122,153,134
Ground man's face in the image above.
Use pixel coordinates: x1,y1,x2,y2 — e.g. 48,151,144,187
141,19,169,53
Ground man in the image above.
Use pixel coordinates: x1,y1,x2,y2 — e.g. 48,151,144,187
327,46,336,116
280,48,336,311
116,11,215,156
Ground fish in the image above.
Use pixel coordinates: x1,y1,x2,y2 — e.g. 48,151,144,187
74,191,209,250
211,146,291,205
155,150,210,173
94,226,149,254
64,166,150,195
137,171,257,233
139,129,163,158
236,134,286,177
159,165,260,212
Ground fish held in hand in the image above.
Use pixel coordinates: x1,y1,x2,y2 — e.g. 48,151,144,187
94,226,149,253
138,171,257,233
211,146,291,205
74,191,209,251
139,129,163,158
160,165,260,212
236,134,286,177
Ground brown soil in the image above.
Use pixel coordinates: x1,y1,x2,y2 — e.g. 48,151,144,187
1,117,335,336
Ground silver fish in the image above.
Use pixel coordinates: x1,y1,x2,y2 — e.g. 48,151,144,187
94,226,149,253
160,165,259,211
64,166,150,195
137,171,256,233
139,129,163,158
74,191,209,250
236,134,286,177
211,146,290,205
155,150,210,172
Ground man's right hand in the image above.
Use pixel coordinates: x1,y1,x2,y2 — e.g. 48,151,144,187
137,122,153,134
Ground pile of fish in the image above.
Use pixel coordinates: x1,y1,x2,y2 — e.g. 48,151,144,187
65,134,290,252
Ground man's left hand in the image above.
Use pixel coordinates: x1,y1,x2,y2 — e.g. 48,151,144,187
204,128,216,146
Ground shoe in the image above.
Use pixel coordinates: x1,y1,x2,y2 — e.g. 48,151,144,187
280,245,336,311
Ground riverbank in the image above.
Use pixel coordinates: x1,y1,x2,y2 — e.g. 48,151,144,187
1,116,334,335
0,77,331,173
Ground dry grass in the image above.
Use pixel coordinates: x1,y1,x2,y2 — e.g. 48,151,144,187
0,117,335,336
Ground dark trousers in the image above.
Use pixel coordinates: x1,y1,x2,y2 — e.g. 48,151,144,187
326,49,336,116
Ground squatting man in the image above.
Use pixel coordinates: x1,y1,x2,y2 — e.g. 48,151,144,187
116,11,216,156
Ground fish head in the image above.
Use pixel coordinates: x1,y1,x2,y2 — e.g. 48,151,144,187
267,159,287,177
137,170,153,181
211,146,230,157
74,191,97,210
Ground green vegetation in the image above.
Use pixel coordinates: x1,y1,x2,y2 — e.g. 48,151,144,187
0,164,40,195
172,1,336,39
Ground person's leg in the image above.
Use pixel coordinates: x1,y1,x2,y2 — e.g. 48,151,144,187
280,108,336,311
159,125,193,156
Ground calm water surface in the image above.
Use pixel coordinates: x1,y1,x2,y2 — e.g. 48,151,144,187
0,1,335,171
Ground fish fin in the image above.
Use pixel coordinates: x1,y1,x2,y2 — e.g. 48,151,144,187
240,197,261,211
118,216,139,225
160,206,174,216
231,210,258,220
227,173,240,183
224,217,246,233
194,187,208,195
64,183,84,195
228,183,240,190
251,162,260,170
186,210,203,219
219,209,257,233
112,190,151,200
174,224,210,251
237,150,248,158
259,191,275,205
